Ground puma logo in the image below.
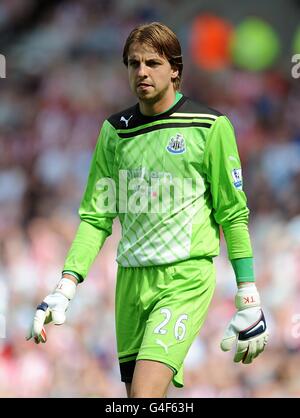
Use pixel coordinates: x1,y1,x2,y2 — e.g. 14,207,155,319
120,115,133,127
156,339,170,354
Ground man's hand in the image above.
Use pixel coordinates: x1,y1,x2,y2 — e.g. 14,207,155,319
26,277,77,344
220,283,268,364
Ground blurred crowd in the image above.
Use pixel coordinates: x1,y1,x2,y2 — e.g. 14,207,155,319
0,0,300,397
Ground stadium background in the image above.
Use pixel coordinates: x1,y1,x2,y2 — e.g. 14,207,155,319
0,0,300,397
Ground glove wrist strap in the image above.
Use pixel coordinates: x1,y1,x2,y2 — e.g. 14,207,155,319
54,278,77,300
235,283,260,310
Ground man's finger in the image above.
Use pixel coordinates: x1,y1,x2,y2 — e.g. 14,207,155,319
33,308,47,335
220,335,236,352
51,310,66,325
234,340,248,363
40,327,47,343
256,333,268,356
242,340,257,364
29,302,49,343
32,326,47,344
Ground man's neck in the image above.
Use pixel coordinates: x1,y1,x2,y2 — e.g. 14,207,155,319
139,89,178,116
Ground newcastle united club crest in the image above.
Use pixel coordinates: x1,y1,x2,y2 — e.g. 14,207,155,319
166,133,186,154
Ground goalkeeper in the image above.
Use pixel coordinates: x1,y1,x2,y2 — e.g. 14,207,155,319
27,22,268,398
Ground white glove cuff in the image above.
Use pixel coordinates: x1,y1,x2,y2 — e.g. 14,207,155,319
235,283,260,310
54,278,77,300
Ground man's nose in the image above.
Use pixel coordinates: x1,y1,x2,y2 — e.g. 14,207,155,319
137,63,147,77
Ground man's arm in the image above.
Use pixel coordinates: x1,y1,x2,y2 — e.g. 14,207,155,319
203,115,268,363
27,120,117,343
203,115,253,283
62,120,117,280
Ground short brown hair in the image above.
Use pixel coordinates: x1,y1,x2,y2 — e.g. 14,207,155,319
123,22,183,90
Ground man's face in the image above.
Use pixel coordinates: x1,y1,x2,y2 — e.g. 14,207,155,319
127,42,178,104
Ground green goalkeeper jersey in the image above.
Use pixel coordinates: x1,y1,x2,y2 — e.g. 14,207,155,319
64,95,252,277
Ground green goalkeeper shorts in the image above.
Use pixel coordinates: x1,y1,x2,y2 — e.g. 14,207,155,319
115,257,216,388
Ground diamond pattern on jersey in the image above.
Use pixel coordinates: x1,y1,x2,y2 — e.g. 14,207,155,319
115,122,206,267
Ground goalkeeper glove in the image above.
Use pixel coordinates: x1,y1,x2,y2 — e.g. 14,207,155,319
220,283,268,364
26,278,77,344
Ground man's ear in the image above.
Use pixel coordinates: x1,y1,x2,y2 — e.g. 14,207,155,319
171,68,179,80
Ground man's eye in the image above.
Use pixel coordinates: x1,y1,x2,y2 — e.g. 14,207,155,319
148,61,160,66
129,61,139,67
